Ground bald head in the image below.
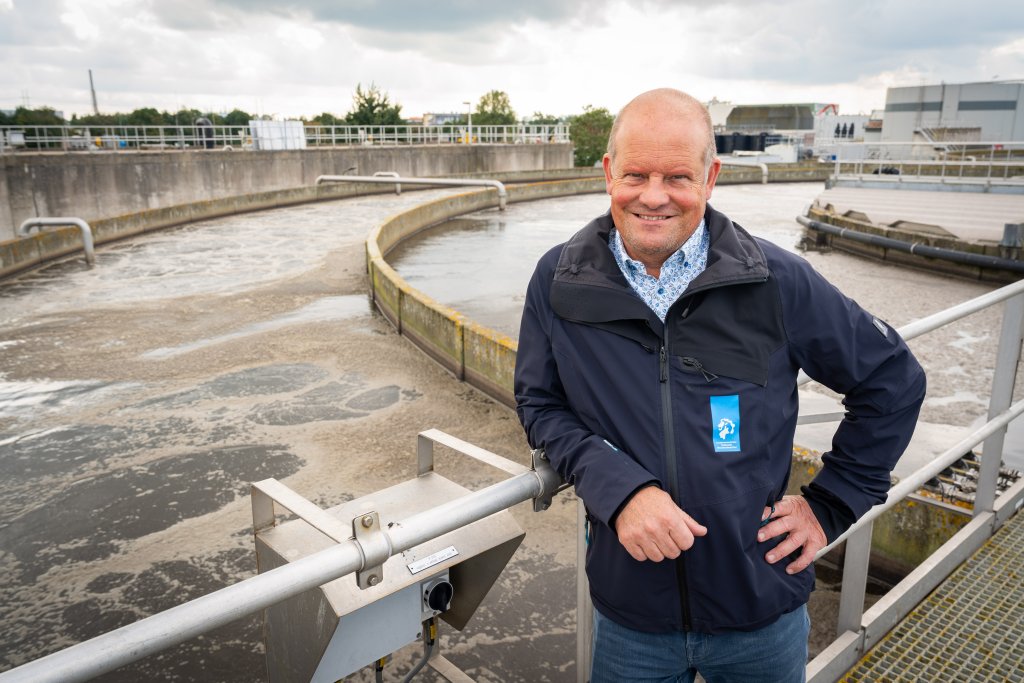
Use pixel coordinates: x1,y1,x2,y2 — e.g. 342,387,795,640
607,88,717,174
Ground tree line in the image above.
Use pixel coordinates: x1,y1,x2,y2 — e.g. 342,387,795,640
1,83,614,167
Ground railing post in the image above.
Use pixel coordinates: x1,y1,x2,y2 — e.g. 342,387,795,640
836,521,873,635
576,498,592,683
975,292,1024,514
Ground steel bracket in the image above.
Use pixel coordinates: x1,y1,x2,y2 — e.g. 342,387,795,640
531,449,561,512
353,511,385,589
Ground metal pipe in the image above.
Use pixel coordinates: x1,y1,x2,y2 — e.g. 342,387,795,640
16,217,96,266
798,215,1024,273
372,170,401,195
316,175,507,210
0,469,553,683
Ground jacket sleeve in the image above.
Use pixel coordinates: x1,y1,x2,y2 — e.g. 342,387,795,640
514,251,659,527
776,253,926,535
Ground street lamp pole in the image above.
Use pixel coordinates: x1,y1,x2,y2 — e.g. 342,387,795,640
463,100,472,145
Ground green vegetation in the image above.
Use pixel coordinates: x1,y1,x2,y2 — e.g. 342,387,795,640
473,90,517,125
343,83,404,126
568,105,614,167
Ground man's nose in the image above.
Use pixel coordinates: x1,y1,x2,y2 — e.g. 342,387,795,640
638,177,669,208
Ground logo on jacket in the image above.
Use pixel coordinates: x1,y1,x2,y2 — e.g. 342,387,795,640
709,395,741,453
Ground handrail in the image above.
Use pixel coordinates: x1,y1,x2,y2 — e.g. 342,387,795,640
316,174,508,210
0,433,561,683
16,217,96,266
828,141,1024,185
817,398,1024,559
802,275,1024,681
0,123,571,152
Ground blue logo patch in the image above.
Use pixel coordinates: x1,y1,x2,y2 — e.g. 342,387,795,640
710,395,741,453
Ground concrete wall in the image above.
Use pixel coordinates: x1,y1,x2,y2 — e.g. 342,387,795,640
805,205,1023,284
0,144,573,241
366,177,605,407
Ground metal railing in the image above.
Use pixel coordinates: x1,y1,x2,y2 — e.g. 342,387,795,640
0,430,562,683
0,123,570,154
804,276,1024,682
828,141,1024,187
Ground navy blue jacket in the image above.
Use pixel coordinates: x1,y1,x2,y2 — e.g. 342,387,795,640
514,205,925,634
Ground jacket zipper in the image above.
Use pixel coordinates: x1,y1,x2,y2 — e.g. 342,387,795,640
660,342,692,630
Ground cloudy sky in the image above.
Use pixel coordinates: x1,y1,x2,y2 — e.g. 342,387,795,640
2,0,1023,120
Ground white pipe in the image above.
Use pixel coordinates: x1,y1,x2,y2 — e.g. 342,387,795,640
316,174,507,210
17,217,96,266
0,469,554,683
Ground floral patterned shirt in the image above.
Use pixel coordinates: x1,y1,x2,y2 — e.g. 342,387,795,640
608,220,709,322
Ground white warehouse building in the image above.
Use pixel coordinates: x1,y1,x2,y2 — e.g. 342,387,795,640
881,80,1024,142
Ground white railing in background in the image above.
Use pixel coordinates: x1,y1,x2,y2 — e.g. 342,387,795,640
827,141,1024,186
0,123,570,154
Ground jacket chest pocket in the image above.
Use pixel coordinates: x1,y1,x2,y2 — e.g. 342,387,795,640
671,354,771,508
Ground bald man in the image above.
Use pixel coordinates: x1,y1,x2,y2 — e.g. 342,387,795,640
514,89,925,682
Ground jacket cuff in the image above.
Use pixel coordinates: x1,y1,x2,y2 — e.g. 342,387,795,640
608,481,660,530
801,482,856,544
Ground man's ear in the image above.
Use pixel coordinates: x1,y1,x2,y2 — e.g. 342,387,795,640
603,153,614,194
704,158,722,199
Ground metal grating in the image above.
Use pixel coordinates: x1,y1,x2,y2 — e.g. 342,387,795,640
841,511,1024,682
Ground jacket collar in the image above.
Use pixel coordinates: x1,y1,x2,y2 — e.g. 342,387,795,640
551,204,769,324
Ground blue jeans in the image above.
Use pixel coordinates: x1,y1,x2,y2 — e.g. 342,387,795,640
591,605,809,683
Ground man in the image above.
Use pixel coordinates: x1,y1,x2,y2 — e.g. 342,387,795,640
514,89,925,682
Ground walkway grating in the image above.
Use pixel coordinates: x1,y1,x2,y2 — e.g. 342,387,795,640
841,511,1024,682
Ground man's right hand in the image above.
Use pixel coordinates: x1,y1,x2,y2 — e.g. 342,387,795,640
613,486,707,561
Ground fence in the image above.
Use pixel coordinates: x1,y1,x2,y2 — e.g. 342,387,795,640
828,141,1024,185
0,123,570,153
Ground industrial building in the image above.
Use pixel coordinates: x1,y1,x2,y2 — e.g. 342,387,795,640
880,80,1024,142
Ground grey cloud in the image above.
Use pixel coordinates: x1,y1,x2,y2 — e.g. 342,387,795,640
203,0,609,33
694,0,1024,85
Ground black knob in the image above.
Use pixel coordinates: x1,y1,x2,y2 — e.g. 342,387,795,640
426,580,453,612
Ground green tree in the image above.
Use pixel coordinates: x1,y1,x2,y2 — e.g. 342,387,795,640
222,109,252,126
473,90,516,125
12,106,65,125
568,105,614,167
527,112,561,125
345,83,403,126
311,112,343,126
126,107,165,126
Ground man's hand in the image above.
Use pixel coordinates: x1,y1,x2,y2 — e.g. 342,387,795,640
758,495,827,574
614,487,707,562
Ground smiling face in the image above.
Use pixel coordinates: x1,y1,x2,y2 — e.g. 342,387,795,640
603,92,720,277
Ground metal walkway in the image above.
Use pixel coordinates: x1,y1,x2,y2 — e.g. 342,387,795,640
841,509,1024,682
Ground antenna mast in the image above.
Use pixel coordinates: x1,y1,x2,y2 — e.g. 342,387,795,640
89,69,99,115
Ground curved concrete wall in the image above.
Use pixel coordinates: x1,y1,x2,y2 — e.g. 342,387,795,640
0,168,596,281
366,177,605,407
806,206,1021,283
0,144,573,242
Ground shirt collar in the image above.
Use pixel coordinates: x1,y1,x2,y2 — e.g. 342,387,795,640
610,219,707,279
